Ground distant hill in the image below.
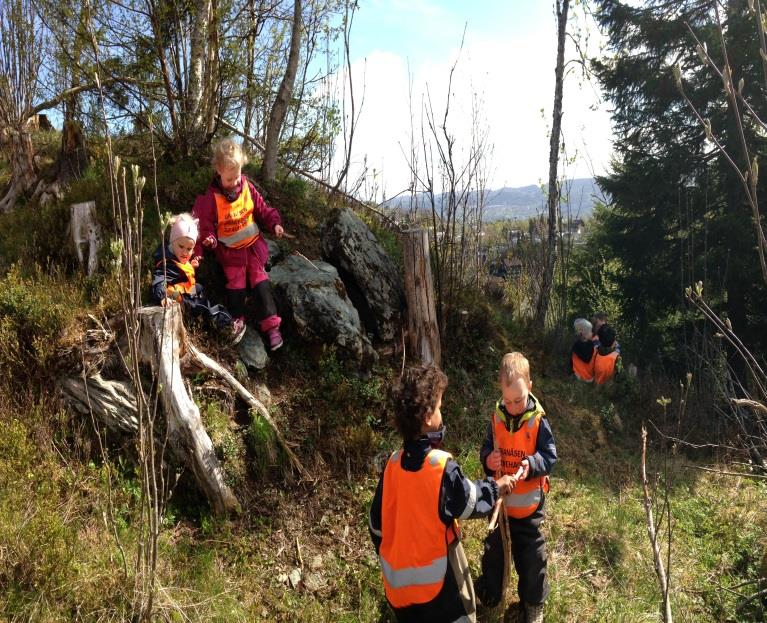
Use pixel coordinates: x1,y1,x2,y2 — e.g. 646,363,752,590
384,178,606,222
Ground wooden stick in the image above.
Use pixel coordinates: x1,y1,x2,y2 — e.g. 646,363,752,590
187,343,309,480
487,465,524,532
489,420,515,617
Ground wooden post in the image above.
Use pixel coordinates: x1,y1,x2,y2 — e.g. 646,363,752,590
402,228,441,366
71,201,101,276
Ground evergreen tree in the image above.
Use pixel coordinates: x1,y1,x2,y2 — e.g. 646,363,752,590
584,0,767,366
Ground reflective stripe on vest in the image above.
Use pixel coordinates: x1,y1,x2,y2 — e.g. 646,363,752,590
380,447,457,608
164,258,197,299
214,181,260,248
572,351,595,382
493,398,549,519
594,350,619,385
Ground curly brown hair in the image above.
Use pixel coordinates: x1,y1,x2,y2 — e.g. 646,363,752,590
392,364,448,440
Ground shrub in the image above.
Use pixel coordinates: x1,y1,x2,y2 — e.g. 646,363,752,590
0,264,81,389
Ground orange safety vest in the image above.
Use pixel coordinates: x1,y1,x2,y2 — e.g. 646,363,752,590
214,181,260,249
162,259,197,301
379,448,458,608
594,350,619,385
493,398,549,519
572,351,595,382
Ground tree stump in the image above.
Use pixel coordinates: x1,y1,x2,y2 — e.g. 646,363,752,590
138,305,240,515
402,228,441,366
70,201,101,276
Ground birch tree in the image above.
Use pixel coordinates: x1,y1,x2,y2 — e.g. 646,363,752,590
262,0,302,181
535,0,570,325
0,0,44,212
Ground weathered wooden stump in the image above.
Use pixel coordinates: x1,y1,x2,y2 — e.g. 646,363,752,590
70,201,101,276
402,228,441,366
137,305,240,515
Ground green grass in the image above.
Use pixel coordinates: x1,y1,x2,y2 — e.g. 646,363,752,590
1,146,765,621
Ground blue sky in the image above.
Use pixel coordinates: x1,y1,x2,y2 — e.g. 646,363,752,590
334,0,613,197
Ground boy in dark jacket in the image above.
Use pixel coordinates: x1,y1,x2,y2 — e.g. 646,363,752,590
476,352,557,623
369,364,515,623
151,213,244,343
594,324,622,385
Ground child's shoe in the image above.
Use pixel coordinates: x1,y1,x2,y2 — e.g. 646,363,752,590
231,317,246,345
267,327,283,351
525,603,544,623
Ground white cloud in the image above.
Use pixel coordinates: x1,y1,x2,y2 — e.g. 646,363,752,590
331,10,613,200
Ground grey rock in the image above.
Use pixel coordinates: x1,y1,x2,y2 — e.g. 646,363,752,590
270,255,377,368
320,208,404,342
265,237,283,264
237,326,269,371
288,567,302,589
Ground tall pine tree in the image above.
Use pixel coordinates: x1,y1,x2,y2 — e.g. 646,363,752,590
584,0,767,366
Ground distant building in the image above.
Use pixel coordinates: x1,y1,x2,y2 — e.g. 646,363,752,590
568,218,586,236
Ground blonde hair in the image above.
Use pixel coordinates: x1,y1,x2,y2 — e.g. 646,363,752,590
499,352,531,384
211,137,248,170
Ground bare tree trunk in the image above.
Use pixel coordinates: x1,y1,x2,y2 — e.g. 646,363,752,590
262,0,302,182
402,228,441,366
243,0,264,138
145,0,182,155
187,0,212,147
535,0,569,325
641,426,673,623
0,127,37,212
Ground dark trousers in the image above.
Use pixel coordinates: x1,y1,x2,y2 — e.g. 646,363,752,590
184,295,232,330
475,499,548,607
228,280,278,324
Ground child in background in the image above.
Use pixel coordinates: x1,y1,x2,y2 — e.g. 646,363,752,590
570,317,595,382
594,324,622,385
151,213,245,343
590,311,608,348
475,352,557,623
591,311,621,353
369,364,515,623
193,138,285,350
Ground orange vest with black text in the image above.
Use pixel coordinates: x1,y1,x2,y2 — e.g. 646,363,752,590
379,448,458,608
493,397,549,519
163,259,197,301
594,350,619,385
214,181,260,249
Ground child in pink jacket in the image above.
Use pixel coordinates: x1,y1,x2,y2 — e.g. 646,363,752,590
192,138,285,350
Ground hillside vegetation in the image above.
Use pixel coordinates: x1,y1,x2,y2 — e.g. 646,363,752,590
0,136,765,623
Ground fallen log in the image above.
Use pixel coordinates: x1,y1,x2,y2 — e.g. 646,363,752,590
59,373,139,434
137,305,240,515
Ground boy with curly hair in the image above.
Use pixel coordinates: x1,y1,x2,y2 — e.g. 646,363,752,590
369,363,515,622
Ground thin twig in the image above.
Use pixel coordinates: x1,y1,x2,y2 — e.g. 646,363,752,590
682,464,767,480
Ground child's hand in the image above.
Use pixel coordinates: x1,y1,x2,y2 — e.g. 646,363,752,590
486,450,502,472
202,234,217,249
191,256,201,268
274,224,284,239
495,474,515,496
519,458,530,480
